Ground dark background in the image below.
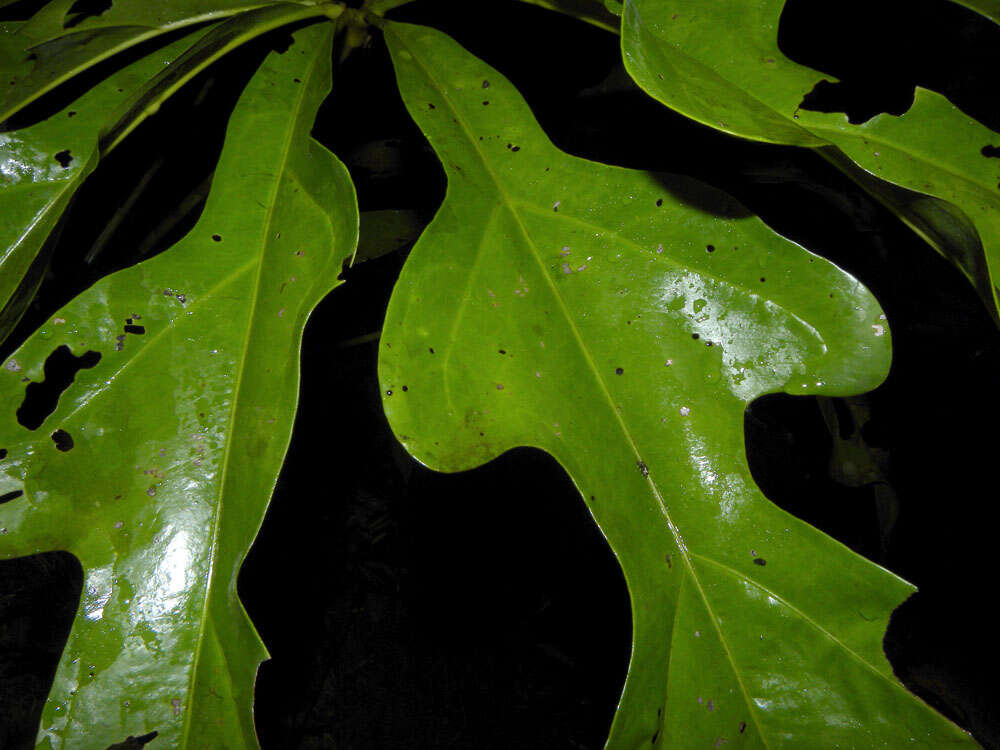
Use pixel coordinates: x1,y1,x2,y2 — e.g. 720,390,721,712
1,0,999,747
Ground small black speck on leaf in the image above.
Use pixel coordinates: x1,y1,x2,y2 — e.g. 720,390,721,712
706,244,715,252
401,385,408,392
511,145,520,152
753,557,767,566
68,111,76,117
739,721,747,733
482,100,489,105
212,234,222,242
637,460,649,477
428,347,435,354
981,145,1000,158
54,150,73,168
0,449,6,460
691,333,700,340
665,553,672,569
498,349,506,354
385,390,392,396
124,324,145,335
428,102,435,109
293,77,301,83
760,277,766,282
615,367,624,375
656,198,663,207
482,80,490,88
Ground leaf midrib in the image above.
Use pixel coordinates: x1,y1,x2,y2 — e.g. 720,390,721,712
391,26,771,745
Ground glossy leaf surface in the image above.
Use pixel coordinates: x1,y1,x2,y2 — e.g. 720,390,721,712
0,25,204,345
0,21,357,748
621,0,1000,322
0,0,328,124
378,21,974,747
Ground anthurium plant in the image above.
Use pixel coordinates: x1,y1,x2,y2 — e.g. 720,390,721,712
0,0,997,747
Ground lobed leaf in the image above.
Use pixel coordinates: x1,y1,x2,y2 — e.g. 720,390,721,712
0,21,357,748
621,0,1000,323
0,24,207,345
377,20,975,748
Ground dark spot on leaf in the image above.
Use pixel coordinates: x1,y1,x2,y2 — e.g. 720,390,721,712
665,553,672,568
651,729,659,743
739,721,747,734
982,145,1000,158
54,150,73,168
615,367,624,375
0,490,23,504
482,80,490,88
115,334,126,351
17,347,101,431
428,103,436,109
0,449,6,460
482,100,489,105
637,461,649,477
293,78,301,83
428,347,435,354
51,429,73,452
498,349,506,355
691,333,700,340
401,385,408,392
706,244,715,252
123,324,145,335
753,557,767,566
385,390,392,396
656,198,663,207
512,145,520,152
212,234,222,242
760,277,766,282
67,111,76,117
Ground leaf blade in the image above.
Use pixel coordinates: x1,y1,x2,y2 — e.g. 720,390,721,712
378,20,974,748
0,20,357,749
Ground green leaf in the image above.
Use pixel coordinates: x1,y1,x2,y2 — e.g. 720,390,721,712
0,24,207,345
0,0,327,124
620,0,1000,323
378,20,974,747
0,21,357,748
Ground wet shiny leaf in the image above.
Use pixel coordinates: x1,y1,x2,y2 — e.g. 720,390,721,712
621,0,1000,323
0,21,357,748
378,20,974,747
0,25,205,345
